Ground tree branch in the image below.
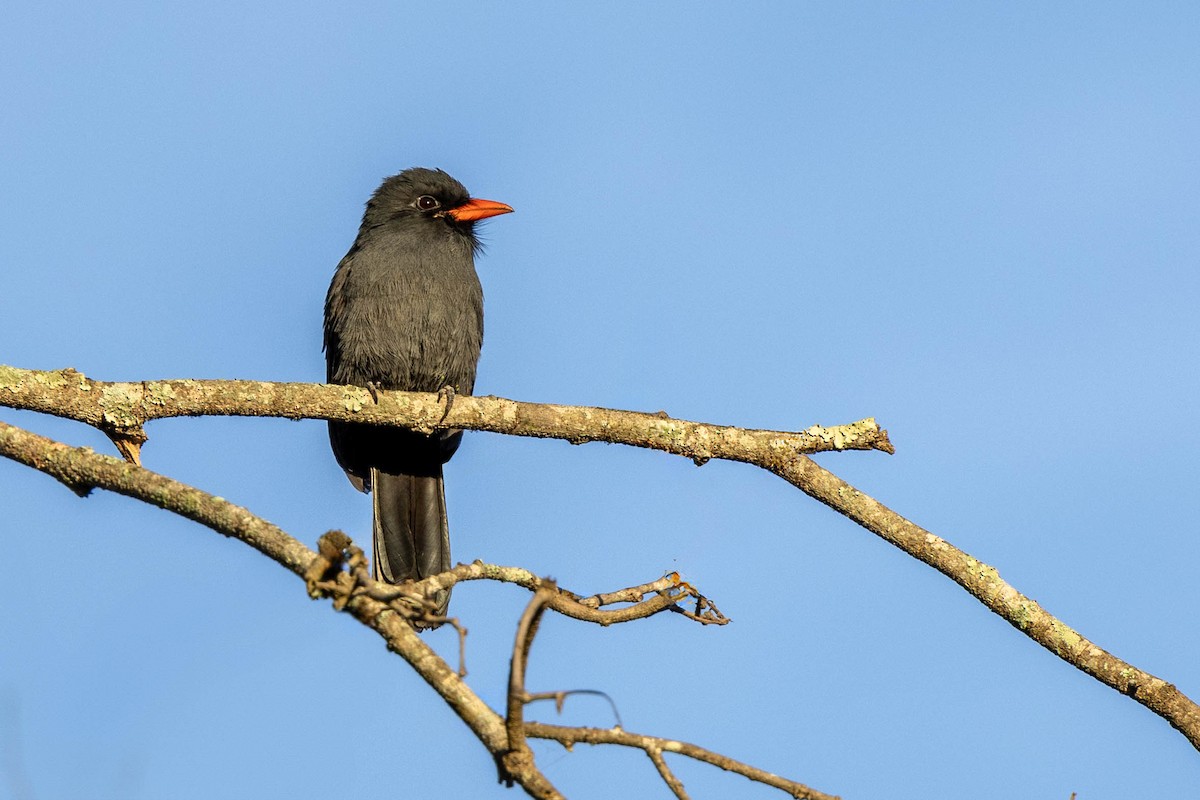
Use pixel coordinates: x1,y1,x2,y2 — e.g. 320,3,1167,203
0,417,817,798
0,365,893,467
766,455,1200,751
4,363,1199,755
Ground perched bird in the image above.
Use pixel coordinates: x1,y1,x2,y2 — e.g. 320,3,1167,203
324,168,512,619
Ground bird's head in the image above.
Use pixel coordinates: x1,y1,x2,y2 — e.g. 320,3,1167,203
362,167,513,237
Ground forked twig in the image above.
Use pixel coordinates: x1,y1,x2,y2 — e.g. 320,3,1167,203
525,722,838,800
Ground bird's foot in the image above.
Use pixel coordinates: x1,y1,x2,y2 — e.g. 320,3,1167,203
365,381,381,404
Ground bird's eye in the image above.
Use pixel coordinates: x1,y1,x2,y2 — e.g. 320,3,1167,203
415,195,440,211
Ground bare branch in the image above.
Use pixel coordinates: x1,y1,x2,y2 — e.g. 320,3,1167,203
0,365,894,464
0,418,816,798
5,364,1200,755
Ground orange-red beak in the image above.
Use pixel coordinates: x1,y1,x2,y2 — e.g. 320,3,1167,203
446,197,514,222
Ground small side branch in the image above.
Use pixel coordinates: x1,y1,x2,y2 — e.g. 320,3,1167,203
447,564,729,627
525,722,838,800
647,746,690,800
500,584,558,785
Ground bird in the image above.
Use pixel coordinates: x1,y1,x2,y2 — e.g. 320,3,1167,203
323,167,512,621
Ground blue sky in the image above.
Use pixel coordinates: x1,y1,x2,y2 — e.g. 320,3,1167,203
3,3,1199,798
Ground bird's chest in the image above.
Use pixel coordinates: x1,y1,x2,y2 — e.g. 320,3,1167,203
337,256,484,393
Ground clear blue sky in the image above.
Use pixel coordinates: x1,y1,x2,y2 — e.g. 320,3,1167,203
3,3,1199,798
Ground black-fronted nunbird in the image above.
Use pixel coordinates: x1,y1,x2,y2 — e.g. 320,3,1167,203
324,167,512,621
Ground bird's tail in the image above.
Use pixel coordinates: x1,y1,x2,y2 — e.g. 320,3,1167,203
371,467,452,618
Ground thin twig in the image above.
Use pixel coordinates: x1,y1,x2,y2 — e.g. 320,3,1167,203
525,690,624,729
507,583,557,756
446,564,729,627
526,722,837,800
647,746,690,800
581,573,679,607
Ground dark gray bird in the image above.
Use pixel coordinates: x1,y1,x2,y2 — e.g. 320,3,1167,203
324,168,512,619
